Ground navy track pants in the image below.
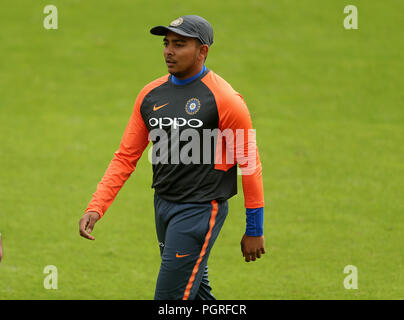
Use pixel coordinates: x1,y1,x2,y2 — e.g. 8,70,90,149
153,192,228,300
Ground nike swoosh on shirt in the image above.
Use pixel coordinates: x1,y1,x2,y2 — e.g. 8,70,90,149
176,253,191,258
153,102,169,111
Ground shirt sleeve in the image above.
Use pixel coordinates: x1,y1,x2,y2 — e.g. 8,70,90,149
218,92,265,209
84,94,149,218
201,72,265,209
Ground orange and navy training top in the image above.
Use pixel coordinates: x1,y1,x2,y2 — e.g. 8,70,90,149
85,67,264,218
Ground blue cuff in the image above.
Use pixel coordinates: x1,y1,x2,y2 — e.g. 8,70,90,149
245,207,264,236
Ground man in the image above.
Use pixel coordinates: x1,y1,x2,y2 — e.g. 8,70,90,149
79,15,266,300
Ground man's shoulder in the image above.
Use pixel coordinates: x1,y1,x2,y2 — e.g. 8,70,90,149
203,70,234,91
202,70,244,104
140,74,170,95
133,74,170,107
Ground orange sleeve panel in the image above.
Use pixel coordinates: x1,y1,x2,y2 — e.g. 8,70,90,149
85,75,169,218
202,72,264,209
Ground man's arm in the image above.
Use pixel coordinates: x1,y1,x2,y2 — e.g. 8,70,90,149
230,95,266,262
201,73,266,262
79,75,169,240
218,91,266,262
83,99,150,219
79,95,149,240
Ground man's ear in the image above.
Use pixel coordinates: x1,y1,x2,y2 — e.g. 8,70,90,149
199,44,209,62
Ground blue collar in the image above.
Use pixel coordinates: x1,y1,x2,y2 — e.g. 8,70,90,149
171,65,206,85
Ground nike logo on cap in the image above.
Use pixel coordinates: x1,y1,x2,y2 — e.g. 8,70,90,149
153,102,169,111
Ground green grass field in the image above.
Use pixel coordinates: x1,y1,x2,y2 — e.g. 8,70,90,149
1,0,403,299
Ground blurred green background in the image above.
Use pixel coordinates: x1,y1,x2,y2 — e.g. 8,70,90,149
0,0,403,299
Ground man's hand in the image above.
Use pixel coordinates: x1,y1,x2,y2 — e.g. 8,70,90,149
240,234,266,262
79,211,100,240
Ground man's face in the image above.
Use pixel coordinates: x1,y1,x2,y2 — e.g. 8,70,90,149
163,31,206,79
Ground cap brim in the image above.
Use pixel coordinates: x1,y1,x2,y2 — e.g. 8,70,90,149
150,26,198,39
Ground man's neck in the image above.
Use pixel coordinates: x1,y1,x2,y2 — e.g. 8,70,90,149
171,65,206,85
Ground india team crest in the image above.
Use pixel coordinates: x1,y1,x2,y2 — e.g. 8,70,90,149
170,17,183,27
185,98,201,115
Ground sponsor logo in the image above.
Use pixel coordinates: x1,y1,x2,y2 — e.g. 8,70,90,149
176,252,191,258
153,102,169,111
149,117,203,129
185,98,201,115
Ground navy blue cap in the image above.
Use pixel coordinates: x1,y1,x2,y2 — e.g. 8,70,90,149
150,15,214,46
